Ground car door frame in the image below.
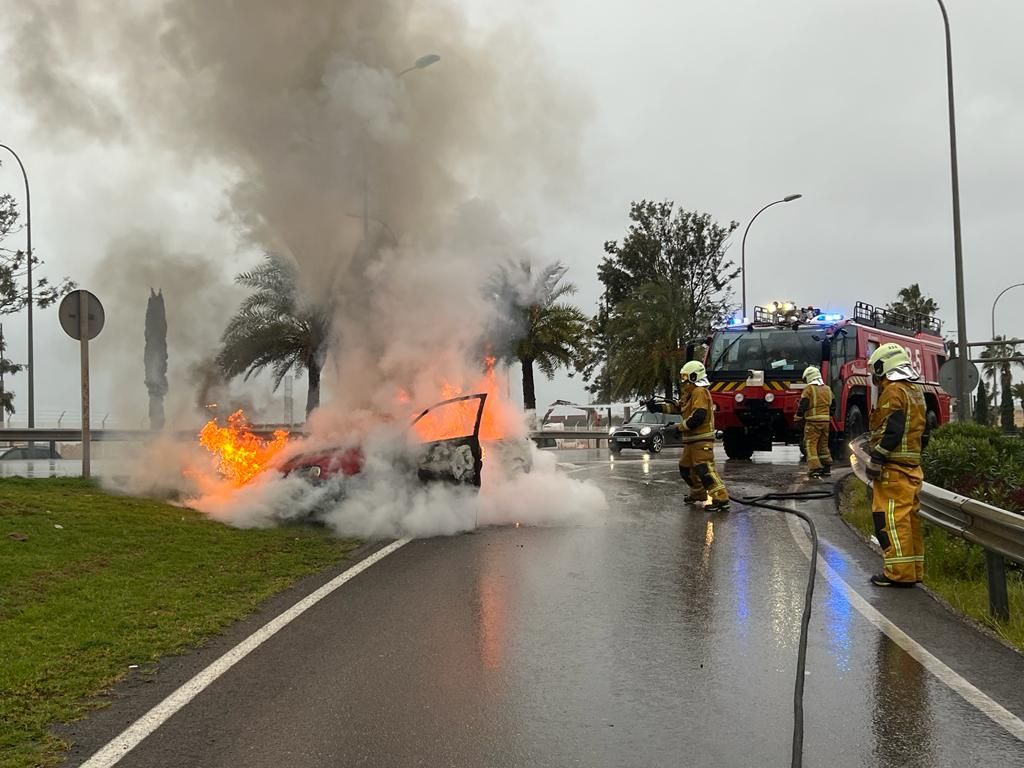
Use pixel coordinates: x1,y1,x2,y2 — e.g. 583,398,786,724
411,393,487,487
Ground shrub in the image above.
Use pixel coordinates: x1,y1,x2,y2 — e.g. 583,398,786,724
923,423,1024,513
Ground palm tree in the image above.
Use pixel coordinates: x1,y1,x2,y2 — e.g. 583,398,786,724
489,260,587,413
217,255,330,418
979,336,1023,431
887,284,939,325
1012,383,1024,425
606,279,690,400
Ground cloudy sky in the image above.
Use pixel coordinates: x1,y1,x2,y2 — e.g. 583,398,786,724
1,0,1021,428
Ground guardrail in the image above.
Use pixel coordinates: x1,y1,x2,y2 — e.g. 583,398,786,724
849,435,1023,620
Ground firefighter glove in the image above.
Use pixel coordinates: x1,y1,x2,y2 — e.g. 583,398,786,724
866,459,883,481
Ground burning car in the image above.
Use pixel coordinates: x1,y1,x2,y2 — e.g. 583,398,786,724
200,394,531,501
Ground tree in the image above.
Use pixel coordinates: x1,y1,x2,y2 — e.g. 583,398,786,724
0,324,23,418
488,260,587,413
886,283,939,324
979,336,1023,432
144,289,168,429
594,201,738,399
1012,382,1024,424
217,255,330,417
0,188,74,316
974,378,991,426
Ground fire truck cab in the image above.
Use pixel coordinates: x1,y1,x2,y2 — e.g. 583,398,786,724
704,301,950,460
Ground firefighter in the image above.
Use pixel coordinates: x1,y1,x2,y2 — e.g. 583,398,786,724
647,361,730,511
865,342,929,588
795,365,835,479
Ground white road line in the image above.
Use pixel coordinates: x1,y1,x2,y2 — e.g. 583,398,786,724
785,515,1024,742
79,539,411,768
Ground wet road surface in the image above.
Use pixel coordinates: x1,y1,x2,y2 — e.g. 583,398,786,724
63,447,1024,767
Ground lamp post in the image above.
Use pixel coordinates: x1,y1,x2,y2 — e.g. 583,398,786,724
740,194,802,319
990,282,1024,403
931,0,971,421
363,54,441,238
0,144,33,429
990,283,1023,342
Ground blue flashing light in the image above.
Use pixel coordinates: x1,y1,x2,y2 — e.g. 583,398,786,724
812,312,845,324
727,316,749,327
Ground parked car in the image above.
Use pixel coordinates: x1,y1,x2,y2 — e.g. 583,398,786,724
0,445,63,460
608,410,683,454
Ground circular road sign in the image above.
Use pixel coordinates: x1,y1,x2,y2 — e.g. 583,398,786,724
938,357,979,396
59,290,105,341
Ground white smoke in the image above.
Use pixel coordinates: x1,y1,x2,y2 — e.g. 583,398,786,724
12,0,604,534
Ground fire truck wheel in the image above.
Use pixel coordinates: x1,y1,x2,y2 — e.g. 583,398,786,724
845,404,866,439
926,410,939,431
723,429,755,460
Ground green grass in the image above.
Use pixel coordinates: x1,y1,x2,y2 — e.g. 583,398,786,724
838,475,1024,652
0,478,358,768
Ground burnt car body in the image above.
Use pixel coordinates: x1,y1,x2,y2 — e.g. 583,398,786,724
608,410,683,454
276,394,531,490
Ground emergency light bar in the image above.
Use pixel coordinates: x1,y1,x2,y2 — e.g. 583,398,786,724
811,313,844,324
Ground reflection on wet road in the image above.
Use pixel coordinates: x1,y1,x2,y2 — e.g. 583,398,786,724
78,446,1024,768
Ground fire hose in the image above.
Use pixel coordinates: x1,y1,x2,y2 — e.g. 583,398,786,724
738,487,834,768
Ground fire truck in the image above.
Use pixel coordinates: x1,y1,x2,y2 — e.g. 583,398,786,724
703,301,951,460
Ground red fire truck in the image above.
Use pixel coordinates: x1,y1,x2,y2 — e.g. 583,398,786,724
703,301,951,460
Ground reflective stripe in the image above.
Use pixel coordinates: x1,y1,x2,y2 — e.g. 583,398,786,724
806,415,830,422
682,431,715,443
887,498,903,557
885,555,925,564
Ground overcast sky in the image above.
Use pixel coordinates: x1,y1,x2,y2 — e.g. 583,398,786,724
1,0,1022,427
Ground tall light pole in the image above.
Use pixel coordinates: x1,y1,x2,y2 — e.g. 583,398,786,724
991,283,1024,341
740,194,802,319
0,144,33,429
363,54,441,239
932,0,971,421
990,282,1024,403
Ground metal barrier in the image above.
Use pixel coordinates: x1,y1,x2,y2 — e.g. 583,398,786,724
849,435,1023,620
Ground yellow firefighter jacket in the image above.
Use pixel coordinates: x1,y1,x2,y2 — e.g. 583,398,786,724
797,382,834,423
662,386,716,443
869,379,928,467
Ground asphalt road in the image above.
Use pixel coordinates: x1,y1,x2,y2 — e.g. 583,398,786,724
61,447,1024,767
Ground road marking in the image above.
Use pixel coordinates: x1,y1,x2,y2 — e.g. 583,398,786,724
79,539,411,768
785,515,1024,742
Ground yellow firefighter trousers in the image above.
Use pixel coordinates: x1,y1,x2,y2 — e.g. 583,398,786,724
804,421,832,471
871,464,925,582
679,441,729,503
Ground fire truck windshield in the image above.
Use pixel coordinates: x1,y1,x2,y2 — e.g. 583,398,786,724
708,327,822,375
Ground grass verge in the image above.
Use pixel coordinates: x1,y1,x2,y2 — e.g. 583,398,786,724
837,474,1024,653
0,478,358,768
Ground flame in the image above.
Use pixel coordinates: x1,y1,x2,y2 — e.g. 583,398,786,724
411,356,514,443
198,410,290,486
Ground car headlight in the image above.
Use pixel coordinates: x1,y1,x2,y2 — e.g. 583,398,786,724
734,393,745,403
640,426,652,436
608,427,616,435
764,392,775,403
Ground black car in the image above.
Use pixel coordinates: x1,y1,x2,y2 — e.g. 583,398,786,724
608,411,683,454
0,445,62,460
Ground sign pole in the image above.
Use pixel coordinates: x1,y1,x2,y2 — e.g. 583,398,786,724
79,290,91,479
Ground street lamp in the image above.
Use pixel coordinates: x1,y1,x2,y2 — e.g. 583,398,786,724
990,283,1023,341
398,54,441,78
740,194,802,319
990,282,1024,403
0,143,34,429
931,0,971,421
363,54,441,237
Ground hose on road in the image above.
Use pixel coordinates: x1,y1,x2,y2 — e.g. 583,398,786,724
738,488,834,768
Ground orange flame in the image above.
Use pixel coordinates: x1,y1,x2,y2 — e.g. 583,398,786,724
411,356,514,443
198,410,290,486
